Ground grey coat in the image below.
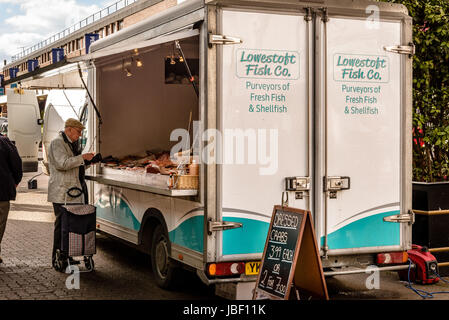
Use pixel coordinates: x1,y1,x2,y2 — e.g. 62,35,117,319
47,133,85,204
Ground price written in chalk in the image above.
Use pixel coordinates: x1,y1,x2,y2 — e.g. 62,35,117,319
267,245,294,262
254,206,329,300
256,209,304,299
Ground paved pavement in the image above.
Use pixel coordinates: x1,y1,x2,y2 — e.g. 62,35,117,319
3,165,449,302
0,166,217,300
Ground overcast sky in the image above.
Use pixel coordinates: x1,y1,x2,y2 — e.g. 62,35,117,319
0,0,115,65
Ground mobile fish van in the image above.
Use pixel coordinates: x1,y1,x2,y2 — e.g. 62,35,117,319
74,0,413,299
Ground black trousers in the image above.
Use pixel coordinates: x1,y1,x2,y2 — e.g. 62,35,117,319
52,203,64,260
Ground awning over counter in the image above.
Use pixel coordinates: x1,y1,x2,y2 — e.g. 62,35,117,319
68,27,199,64
69,0,203,64
3,59,68,86
5,0,204,87
3,60,89,90
89,0,204,53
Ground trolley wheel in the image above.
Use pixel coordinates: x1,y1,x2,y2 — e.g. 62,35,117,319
53,249,67,273
150,224,179,289
84,256,95,271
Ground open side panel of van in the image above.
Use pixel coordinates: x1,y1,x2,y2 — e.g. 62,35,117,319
6,88,42,172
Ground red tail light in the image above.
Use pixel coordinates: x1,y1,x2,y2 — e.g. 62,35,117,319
207,262,245,277
377,251,408,265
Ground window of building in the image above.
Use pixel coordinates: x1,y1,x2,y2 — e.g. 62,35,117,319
117,20,124,31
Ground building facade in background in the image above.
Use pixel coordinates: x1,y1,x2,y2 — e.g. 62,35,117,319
0,0,178,90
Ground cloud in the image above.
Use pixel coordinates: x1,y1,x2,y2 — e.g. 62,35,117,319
0,0,101,63
5,0,100,32
0,33,44,63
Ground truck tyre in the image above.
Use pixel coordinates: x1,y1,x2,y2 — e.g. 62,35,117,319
151,224,179,289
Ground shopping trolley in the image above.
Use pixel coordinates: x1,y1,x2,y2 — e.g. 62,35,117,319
53,187,96,273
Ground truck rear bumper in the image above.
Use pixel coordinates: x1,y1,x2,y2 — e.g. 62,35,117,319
215,281,256,300
323,264,414,277
196,269,257,299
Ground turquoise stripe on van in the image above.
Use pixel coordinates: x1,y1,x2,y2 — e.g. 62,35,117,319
321,210,401,250
222,217,269,256
95,198,400,254
168,216,270,255
169,215,204,253
96,195,141,231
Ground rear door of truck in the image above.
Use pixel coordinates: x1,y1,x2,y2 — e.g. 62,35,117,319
6,88,42,172
315,6,413,256
216,7,312,266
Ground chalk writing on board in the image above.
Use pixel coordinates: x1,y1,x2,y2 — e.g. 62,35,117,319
256,208,304,299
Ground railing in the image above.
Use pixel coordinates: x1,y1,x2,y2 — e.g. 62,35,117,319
10,0,137,63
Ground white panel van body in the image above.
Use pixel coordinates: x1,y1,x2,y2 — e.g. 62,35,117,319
71,0,413,299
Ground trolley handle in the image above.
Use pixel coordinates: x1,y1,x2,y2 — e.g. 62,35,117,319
64,187,85,205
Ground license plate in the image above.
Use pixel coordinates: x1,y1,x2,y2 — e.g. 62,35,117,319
245,261,261,275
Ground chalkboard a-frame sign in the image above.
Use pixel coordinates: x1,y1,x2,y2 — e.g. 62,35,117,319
253,206,328,300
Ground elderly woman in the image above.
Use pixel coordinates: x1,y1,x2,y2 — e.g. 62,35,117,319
47,118,94,271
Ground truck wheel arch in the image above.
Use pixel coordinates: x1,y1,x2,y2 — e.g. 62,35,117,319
138,208,170,253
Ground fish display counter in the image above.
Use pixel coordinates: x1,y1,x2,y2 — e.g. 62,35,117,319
85,150,199,197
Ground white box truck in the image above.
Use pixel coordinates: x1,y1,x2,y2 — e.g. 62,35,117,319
69,0,413,299
6,88,42,173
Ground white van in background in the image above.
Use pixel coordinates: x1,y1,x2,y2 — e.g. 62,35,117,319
42,89,89,175
6,88,42,173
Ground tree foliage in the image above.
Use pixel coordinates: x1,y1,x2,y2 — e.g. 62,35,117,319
381,0,449,181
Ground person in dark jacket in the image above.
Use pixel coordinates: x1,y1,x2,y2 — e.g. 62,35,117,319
0,133,23,264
